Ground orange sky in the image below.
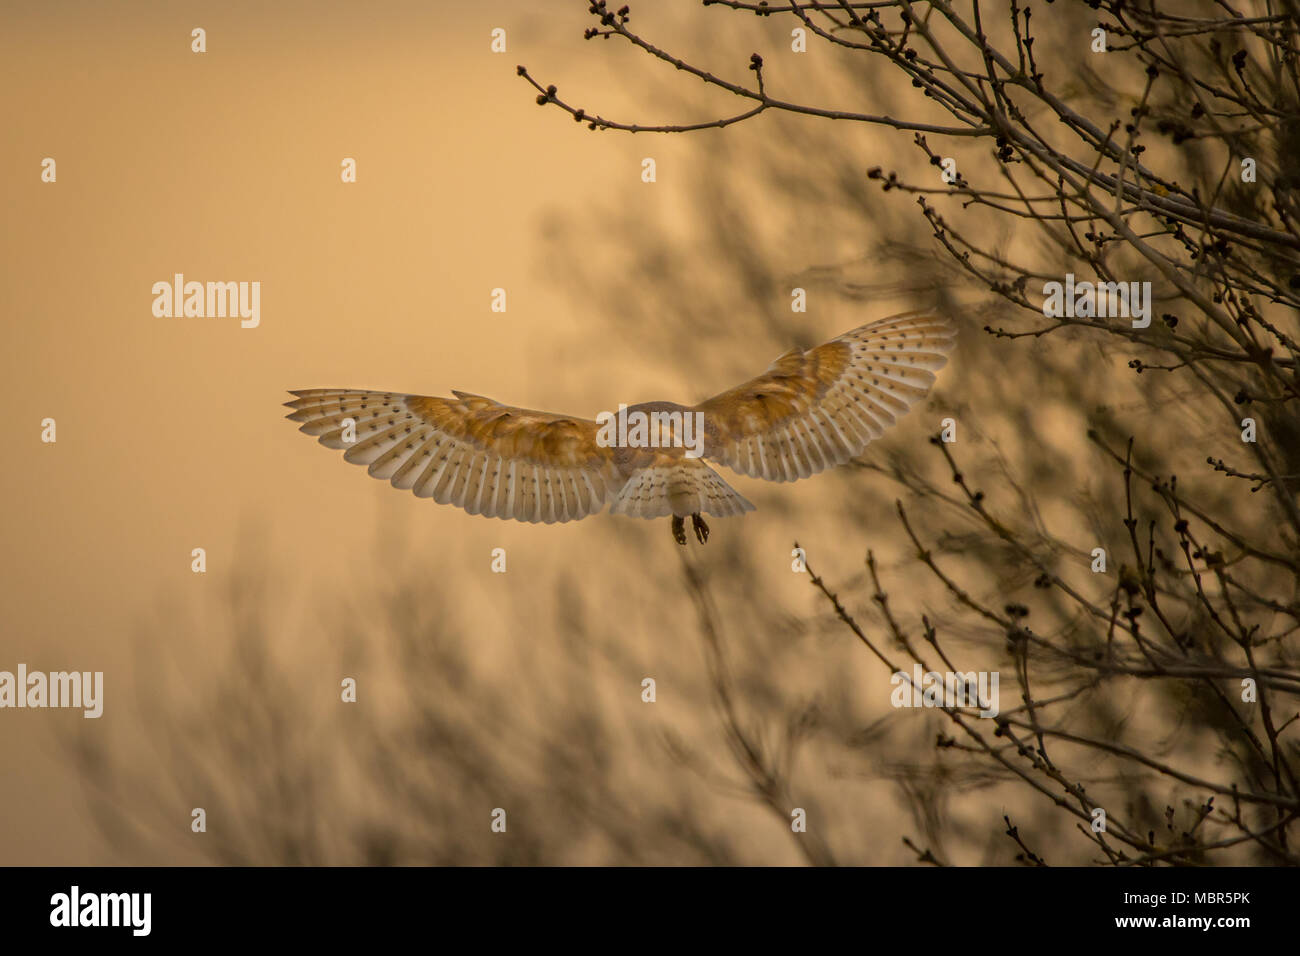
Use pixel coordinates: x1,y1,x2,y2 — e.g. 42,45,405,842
3,0,927,863
5,0,1187,866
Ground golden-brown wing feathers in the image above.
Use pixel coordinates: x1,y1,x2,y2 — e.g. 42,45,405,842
285,389,620,523
694,312,956,482
286,312,956,526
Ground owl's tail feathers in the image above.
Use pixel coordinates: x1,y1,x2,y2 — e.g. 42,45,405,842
609,457,756,520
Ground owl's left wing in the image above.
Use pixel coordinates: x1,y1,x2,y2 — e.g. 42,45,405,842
286,389,621,523
694,312,956,482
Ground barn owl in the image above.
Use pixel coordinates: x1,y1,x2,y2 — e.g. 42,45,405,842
286,312,955,544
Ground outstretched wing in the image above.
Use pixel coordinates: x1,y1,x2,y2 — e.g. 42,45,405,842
695,312,956,482
286,389,621,523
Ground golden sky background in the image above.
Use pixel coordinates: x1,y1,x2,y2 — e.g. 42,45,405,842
3,1,1193,865
4,0,932,864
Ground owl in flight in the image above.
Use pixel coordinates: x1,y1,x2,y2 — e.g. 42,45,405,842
286,312,955,544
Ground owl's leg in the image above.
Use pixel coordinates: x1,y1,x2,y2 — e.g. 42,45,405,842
691,513,710,544
671,515,687,546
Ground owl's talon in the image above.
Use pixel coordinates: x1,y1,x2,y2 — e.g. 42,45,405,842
692,513,710,544
672,515,687,545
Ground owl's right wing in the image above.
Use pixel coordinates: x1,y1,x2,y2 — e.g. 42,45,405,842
694,312,956,482
286,389,622,523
